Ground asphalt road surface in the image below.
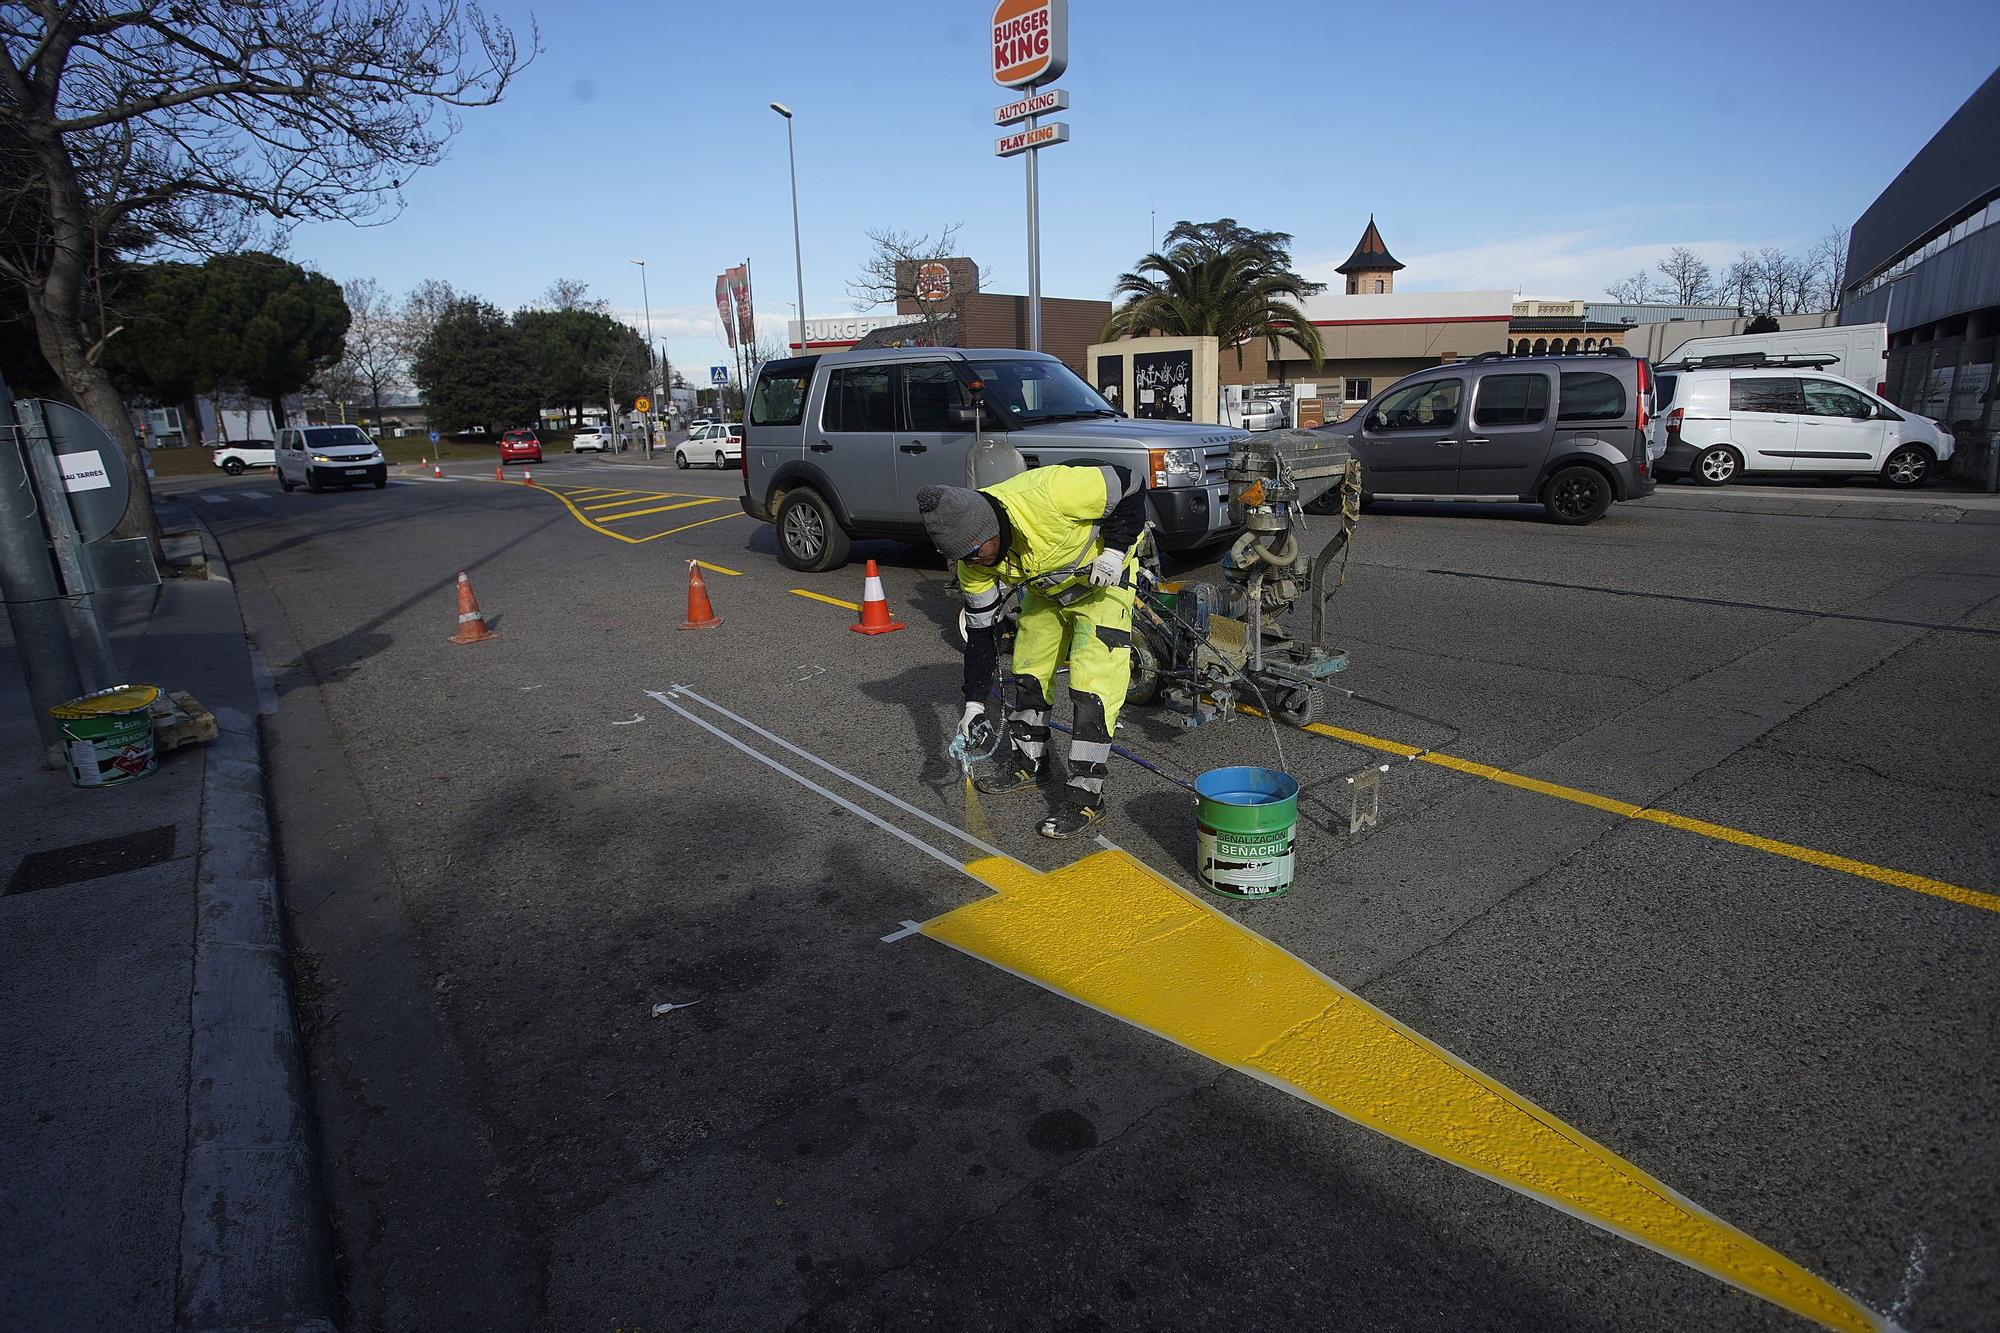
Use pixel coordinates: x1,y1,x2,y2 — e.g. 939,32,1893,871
165,454,1999,1332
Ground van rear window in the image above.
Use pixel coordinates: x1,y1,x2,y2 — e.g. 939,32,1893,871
750,362,815,427
1557,372,1626,422
1653,374,1678,408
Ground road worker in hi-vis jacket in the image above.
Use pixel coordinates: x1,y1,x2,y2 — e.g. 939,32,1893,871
917,463,1147,839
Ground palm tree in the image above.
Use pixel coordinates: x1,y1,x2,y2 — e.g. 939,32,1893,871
1101,237,1324,371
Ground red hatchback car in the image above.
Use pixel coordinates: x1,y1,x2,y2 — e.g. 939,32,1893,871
500,429,543,464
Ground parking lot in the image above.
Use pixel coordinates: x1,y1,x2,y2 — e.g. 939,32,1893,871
159,452,2000,1331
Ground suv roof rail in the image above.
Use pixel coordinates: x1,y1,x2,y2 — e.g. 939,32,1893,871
1656,352,1840,372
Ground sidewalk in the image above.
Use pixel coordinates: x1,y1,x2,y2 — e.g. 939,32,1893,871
1645,477,2000,523
0,504,333,1331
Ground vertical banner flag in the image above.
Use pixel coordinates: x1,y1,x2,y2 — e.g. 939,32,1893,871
715,273,737,348
728,265,755,347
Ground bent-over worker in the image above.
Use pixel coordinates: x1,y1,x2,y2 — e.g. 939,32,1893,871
917,464,1147,839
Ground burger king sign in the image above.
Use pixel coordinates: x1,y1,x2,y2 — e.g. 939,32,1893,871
991,0,1067,89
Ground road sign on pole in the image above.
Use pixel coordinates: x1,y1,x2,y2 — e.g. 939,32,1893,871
634,396,652,413
710,366,730,385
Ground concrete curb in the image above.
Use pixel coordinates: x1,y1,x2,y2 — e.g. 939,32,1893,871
176,705,336,1332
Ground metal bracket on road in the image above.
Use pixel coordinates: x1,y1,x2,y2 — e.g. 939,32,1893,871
1345,764,1386,834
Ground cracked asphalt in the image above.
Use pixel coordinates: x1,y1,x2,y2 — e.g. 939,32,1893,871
165,457,1999,1331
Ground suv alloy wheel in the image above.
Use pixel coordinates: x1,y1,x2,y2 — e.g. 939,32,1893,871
1881,444,1931,488
1695,445,1740,486
1542,465,1612,525
774,487,852,572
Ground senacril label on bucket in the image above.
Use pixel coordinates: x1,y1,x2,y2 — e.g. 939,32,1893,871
1197,825,1295,898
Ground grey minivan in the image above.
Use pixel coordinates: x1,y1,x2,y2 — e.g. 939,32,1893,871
741,348,1250,571
1315,351,1657,524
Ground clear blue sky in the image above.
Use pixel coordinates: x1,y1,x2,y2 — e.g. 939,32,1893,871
284,0,2000,373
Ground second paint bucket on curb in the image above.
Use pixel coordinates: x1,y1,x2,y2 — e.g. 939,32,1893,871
1194,766,1299,899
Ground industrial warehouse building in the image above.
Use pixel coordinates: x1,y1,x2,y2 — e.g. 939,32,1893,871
1839,66,2000,488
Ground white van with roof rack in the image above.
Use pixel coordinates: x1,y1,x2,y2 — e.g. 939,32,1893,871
1654,355,1952,488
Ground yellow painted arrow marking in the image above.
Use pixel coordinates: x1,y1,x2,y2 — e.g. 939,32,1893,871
924,849,1882,1333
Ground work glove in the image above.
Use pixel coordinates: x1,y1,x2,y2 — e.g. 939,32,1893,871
1087,548,1126,588
957,701,987,741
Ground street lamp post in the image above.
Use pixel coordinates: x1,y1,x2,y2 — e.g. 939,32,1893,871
770,103,807,354
629,257,655,455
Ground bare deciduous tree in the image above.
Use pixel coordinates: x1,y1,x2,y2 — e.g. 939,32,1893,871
847,224,990,350
0,1,534,540
1605,270,1658,304
1807,226,1851,312
336,278,402,435
1654,247,1717,305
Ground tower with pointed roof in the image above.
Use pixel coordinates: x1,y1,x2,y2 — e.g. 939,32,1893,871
1337,215,1405,295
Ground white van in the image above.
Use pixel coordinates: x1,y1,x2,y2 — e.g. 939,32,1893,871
1656,364,1953,488
1662,323,1888,396
275,424,387,492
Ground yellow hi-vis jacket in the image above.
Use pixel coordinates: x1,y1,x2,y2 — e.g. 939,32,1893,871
956,464,1140,619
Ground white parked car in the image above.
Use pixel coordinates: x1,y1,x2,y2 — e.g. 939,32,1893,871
1656,363,1953,489
677,422,743,469
275,425,386,492
211,438,275,475
571,424,614,453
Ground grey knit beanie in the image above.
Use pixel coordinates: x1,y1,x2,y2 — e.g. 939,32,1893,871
916,484,999,559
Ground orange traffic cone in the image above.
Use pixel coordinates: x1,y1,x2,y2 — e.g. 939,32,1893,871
433,463,443,478
450,571,497,645
524,470,535,487
680,560,722,630
420,454,428,467
494,464,502,480
850,559,905,635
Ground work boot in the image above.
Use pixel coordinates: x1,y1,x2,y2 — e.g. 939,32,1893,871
1037,794,1104,840
974,755,1049,794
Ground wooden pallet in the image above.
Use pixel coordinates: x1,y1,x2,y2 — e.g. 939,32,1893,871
150,689,218,753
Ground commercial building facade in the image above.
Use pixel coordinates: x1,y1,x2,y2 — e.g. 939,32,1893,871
1839,66,2000,487
784,256,1109,378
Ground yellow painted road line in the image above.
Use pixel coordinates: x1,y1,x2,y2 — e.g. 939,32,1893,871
927,850,1884,1333
791,588,862,612
692,560,741,577
597,497,729,522
530,486,647,544
583,492,676,510
1631,808,2000,913
1277,714,1998,914
630,511,746,542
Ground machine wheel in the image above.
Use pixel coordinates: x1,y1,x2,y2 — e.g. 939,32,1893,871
1273,683,1324,728
1694,445,1741,486
774,487,852,572
675,450,690,469
1125,629,1164,706
1881,444,1932,489
1541,465,1611,525
222,457,246,476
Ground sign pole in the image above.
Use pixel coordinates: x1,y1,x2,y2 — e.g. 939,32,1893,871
0,370,86,760
1025,109,1042,352
991,0,1066,354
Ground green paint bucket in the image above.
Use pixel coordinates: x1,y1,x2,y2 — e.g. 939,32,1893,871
1194,766,1299,899
51,684,161,789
